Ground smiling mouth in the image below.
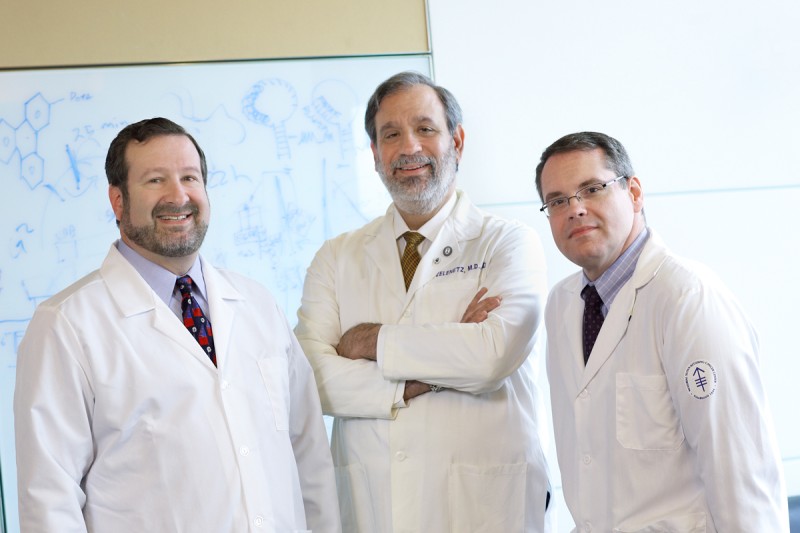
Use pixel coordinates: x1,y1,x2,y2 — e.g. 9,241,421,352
158,214,190,221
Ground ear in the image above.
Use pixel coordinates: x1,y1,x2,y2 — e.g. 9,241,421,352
109,185,124,222
370,141,379,171
452,124,465,161
627,176,644,213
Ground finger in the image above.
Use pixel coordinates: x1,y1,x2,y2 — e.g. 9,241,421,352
468,287,489,307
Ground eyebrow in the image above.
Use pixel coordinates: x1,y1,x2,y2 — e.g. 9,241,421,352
137,166,202,178
377,115,438,135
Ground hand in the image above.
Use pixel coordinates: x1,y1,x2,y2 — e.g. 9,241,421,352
336,323,381,360
460,287,501,323
403,380,432,402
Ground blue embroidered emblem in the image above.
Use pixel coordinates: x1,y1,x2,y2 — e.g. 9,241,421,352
684,360,717,399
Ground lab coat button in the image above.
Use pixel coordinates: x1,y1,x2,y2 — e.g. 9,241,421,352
403,310,411,318
253,515,264,527
395,451,407,461
240,445,250,456
221,380,229,390
583,521,592,532
579,389,588,399
582,454,591,465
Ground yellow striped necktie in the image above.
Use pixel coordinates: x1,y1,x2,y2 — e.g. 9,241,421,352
400,231,425,290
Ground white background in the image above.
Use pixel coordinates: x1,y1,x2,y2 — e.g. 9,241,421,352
429,0,800,529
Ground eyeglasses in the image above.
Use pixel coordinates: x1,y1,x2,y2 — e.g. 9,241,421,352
539,176,627,217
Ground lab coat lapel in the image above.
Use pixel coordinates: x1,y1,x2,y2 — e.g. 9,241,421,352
364,210,407,305
580,283,635,387
555,276,588,392
202,257,245,371
99,245,217,370
101,244,159,319
407,191,482,297
579,231,670,389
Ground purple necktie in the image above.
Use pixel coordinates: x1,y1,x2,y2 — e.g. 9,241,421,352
581,284,604,364
176,276,216,366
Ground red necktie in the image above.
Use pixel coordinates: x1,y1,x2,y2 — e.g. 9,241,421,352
176,276,217,366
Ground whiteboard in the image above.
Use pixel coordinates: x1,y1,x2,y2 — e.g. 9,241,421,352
0,54,431,532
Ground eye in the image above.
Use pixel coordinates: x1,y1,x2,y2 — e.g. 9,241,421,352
583,184,605,196
549,197,568,209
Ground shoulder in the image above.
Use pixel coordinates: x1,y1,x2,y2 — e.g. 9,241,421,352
323,213,386,250
38,269,105,312
638,245,746,324
651,250,731,297
548,271,582,303
213,267,277,301
463,202,542,248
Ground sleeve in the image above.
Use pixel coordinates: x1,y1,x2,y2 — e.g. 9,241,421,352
380,223,547,394
13,305,94,533
283,309,342,533
661,272,788,531
295,239,401,420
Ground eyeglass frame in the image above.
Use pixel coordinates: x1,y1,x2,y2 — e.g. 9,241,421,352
539,175,628,217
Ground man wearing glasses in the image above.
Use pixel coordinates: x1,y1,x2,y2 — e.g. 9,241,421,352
536,131,788,531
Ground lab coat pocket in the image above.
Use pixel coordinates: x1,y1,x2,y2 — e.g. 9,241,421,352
448,462,526,533
334,463,376,533
257,357,290,431
614,511,706,532
616,373,685,450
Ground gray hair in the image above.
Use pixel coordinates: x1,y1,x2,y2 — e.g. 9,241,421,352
364,71,462,144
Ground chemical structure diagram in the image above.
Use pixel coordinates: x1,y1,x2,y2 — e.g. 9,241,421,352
0,92,52,190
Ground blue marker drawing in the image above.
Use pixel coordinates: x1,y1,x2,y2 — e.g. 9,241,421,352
309,79,358,159
242,79,298,160
66,145,81,190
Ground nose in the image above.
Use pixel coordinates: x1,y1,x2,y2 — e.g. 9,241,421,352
163,177,191,204
399,132,423,155
566,195,587,218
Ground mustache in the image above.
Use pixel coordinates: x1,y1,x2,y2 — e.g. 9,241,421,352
391,155,435,170
152,202,200,217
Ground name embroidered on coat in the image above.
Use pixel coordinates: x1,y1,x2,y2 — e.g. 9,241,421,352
435,262,487,278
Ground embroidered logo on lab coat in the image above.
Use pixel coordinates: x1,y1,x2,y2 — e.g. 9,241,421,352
684,360,717,399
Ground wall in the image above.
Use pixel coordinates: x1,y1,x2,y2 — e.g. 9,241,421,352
429,0,800,529
1,0,429,67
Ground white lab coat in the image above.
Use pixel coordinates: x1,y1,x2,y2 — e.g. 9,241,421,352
546,231,788,532
295,191,552,533
14,244,341,533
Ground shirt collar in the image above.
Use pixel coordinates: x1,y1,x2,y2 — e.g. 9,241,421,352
582,227,650,313
392,192,457,243
116,239,206,307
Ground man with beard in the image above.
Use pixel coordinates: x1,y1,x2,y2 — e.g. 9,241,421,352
14,118,340,532
295,72,552,532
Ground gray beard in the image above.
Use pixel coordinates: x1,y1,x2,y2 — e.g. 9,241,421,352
378,146,458,215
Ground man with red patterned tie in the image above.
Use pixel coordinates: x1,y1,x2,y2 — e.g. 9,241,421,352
14,117,340,532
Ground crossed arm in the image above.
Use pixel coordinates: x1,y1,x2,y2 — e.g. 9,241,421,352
335,287,501,402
